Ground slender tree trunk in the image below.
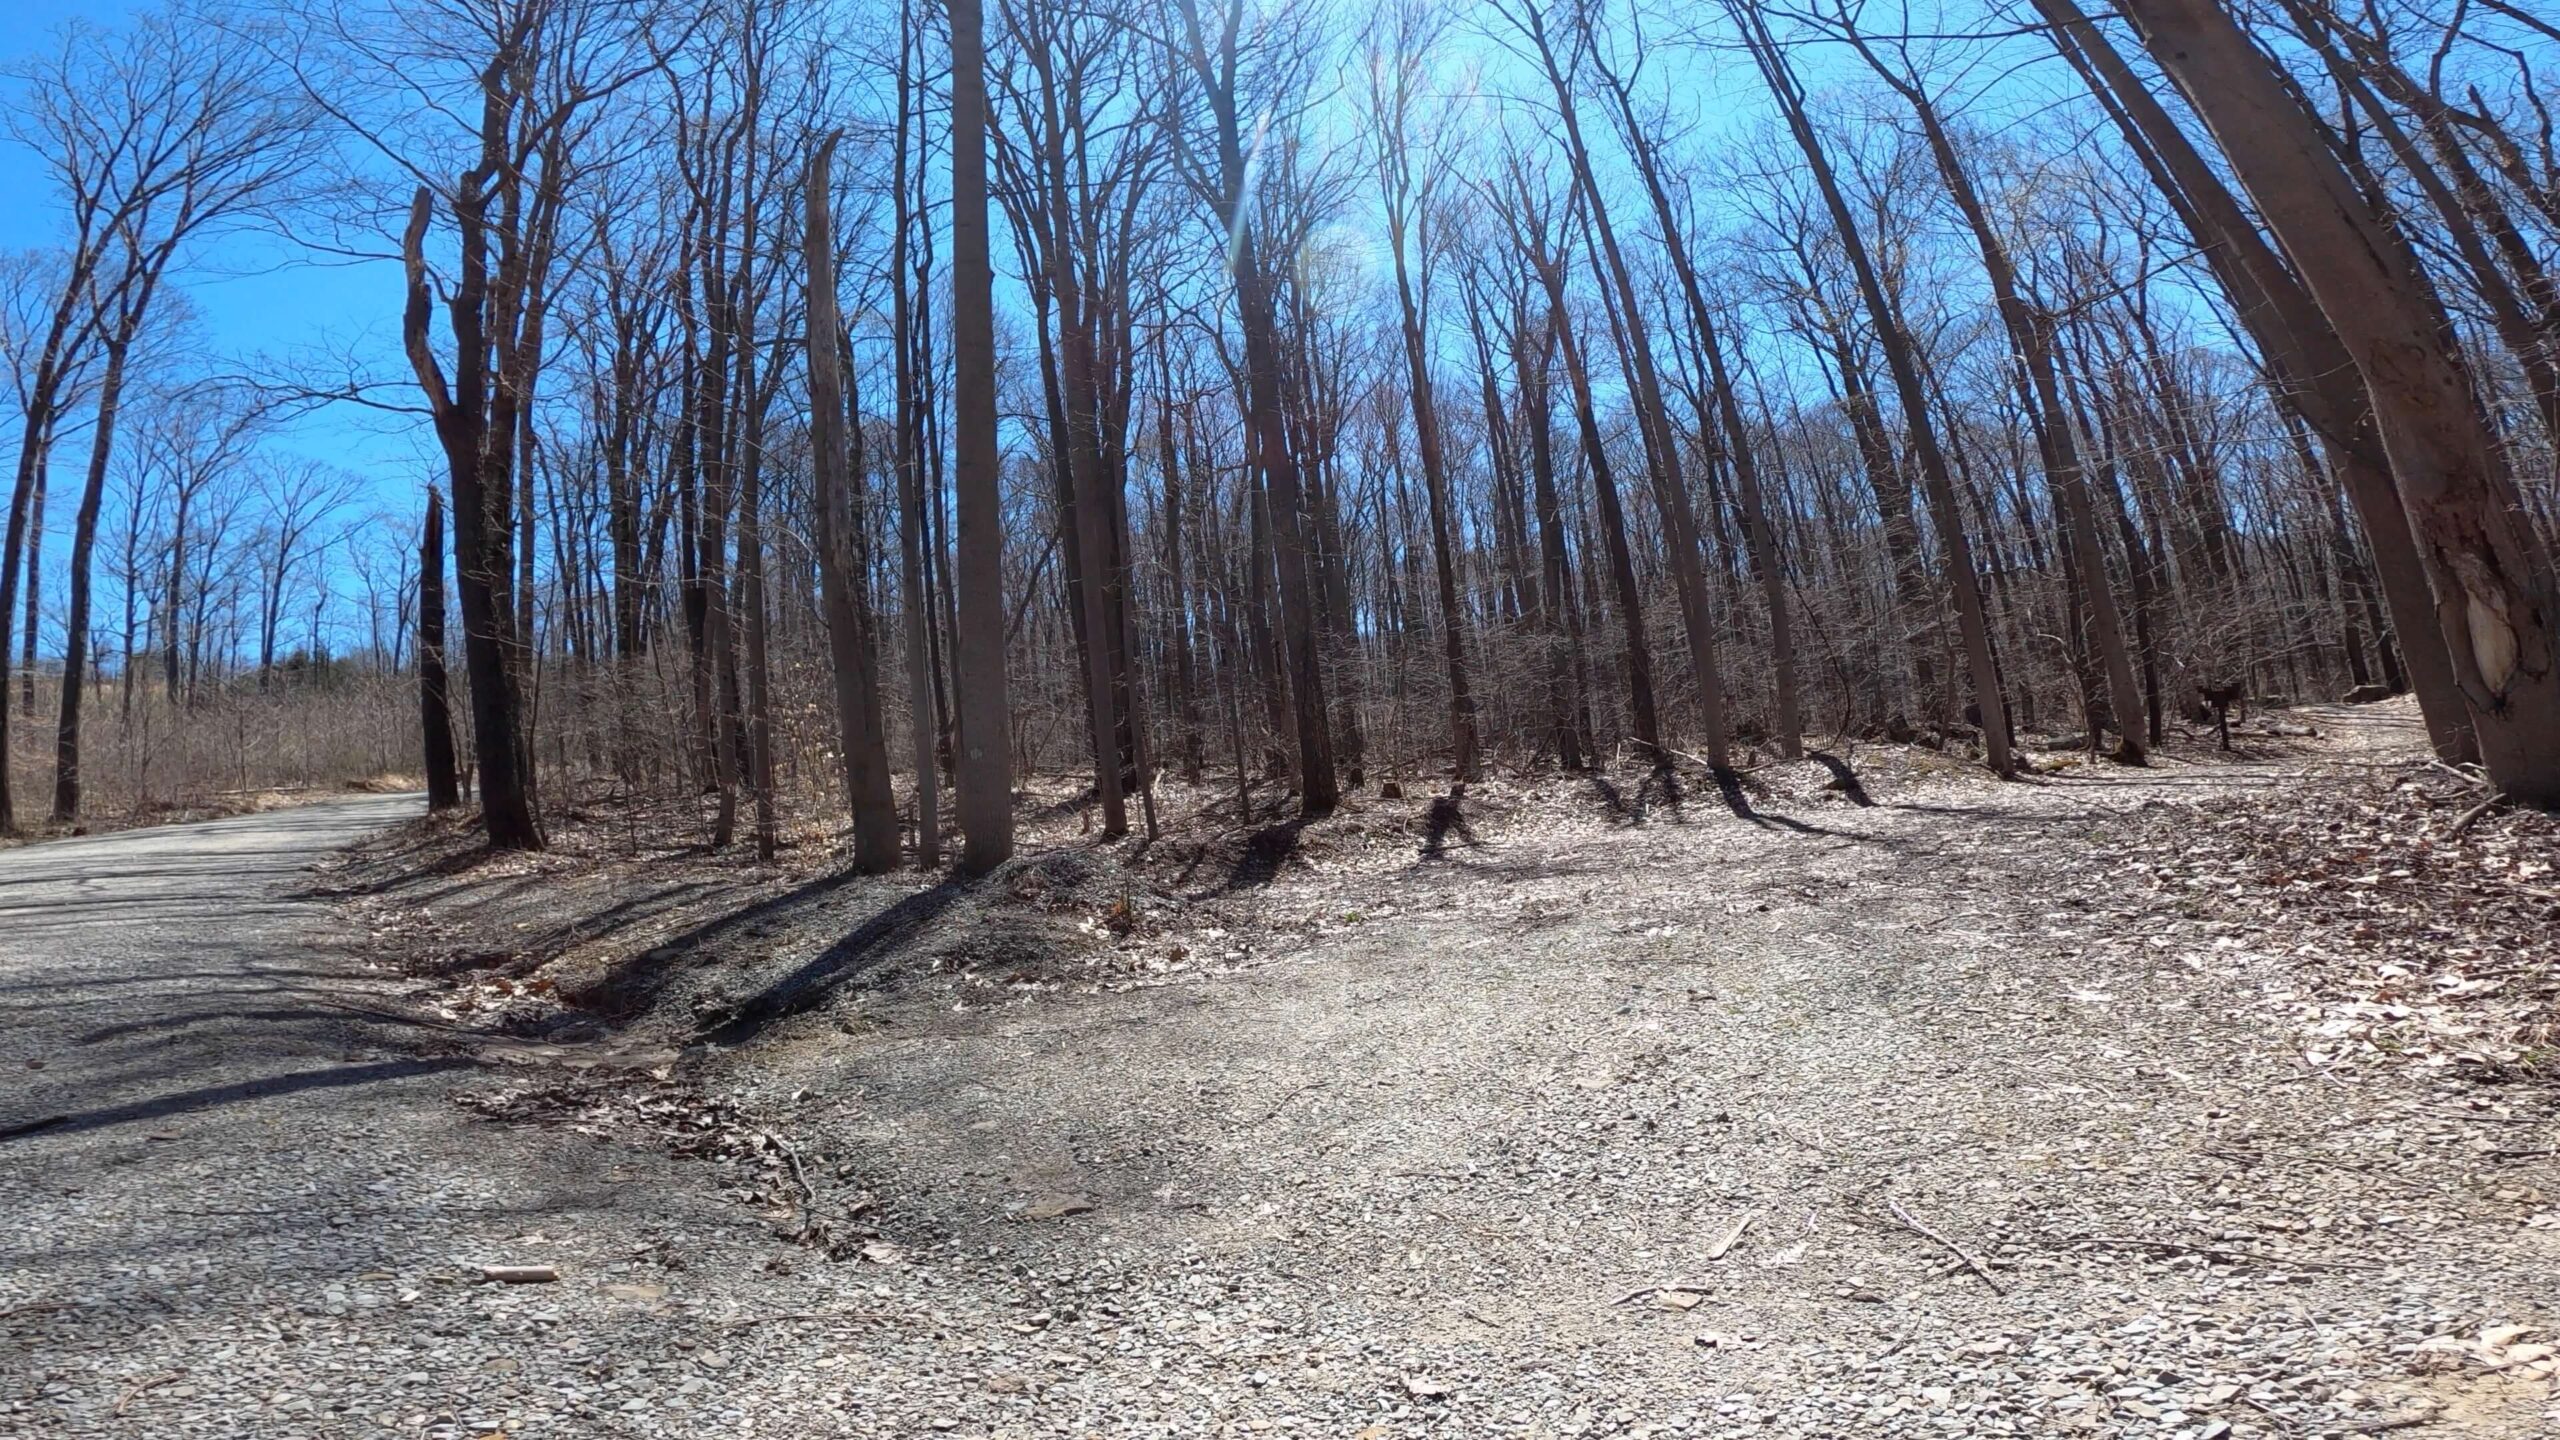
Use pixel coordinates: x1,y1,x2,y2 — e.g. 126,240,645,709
1383,188,1479,785
950,0,1015,871
736,366,779,864
20,450,45,720
162,487,189,708
1517,308,1588,770
896,301,942,867
804,135,900,871
420,487,462,810
49,333,134,823
1736,5,2013,777
1547,277,1662,756
1158,353,1207,784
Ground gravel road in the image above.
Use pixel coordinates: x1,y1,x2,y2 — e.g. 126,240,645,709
4,719,2555,1439
0,796,748,1439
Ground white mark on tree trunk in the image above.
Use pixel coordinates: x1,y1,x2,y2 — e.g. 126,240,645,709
2467,590,2518,694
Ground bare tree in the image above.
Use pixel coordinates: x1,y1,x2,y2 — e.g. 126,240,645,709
376,0,665,848
9,7,319,822
419,484,461,809
1364,0,1479,786
2113,0,2560,802
1728,1,2015,778
1160,0,1341,816
952,0,1016,871
1824,12,2145,761
804,132,899,870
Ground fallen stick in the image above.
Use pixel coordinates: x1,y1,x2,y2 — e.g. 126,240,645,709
477,1265,559,1284
1886,1198,2006,1296
1238,1080,1324,1129
1611,1281,1710,1306
1705,1211,1755,1261
114,1372,184,1418
763,1128,822,1245
2424,759,2489,791
2066,1235,2377,1272
2450,789,2510,837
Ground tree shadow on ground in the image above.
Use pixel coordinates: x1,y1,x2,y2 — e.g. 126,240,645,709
697,880,971,1045
556,882,729,948
1419,794,1482,858
1586,766,1726,827
293,829,495,899
1703,766,1885,844
1807,750,1876,806
1585,772,1635,824
1587,770,1689,825
569,868,894,1021
1639,767,1687,822
72,1003,461,1048
1199,819,1307,896
1,1057,478,1143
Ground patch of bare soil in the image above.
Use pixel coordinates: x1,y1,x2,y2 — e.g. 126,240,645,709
332,699,2558,1437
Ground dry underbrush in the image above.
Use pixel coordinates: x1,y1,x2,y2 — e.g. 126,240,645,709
2058,756,2559,1079
325,757,1868,1040
0,673,419,843
325,704,2550,1095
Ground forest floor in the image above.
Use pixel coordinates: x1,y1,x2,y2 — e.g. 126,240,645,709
4,698,2557,1439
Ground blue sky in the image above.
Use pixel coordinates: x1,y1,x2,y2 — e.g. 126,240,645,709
2,0,426,502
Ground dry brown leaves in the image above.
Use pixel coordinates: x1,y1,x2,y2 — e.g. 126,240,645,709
455,1076,882,1258
2065,768,2559,1077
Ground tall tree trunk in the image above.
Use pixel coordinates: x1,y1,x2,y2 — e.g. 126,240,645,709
0,279,92,836
20,450,44,719
736,360,779,864
401,165,541,850
2036,0,2474,762
162,485,189,708
1546,276,1662,756
1043,209,1131,838
1735,5,2014,777
950,0,1015,871
1825,319,1940,719
2114,0,2560,802
420,487,462,811
895,297,942,865
1516,306,1589,770
1382,171,1479,785
804,135,901,871
50,331,134,823
1158,351,1207,784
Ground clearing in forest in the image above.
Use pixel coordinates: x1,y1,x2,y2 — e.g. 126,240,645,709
3,700,2555,1439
